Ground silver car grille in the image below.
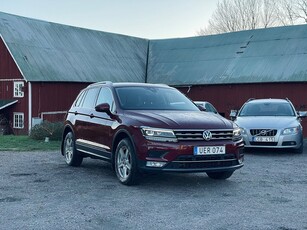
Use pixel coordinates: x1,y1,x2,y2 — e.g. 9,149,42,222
250,129,277,136
173,129,233,141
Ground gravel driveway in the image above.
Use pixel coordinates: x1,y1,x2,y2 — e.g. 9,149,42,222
1,141,307,230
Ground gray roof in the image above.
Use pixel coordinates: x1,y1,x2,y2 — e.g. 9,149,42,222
147,25,307,85
1,11,307,86
0,12,148,83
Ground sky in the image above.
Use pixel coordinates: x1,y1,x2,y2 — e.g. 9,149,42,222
0,0,219,39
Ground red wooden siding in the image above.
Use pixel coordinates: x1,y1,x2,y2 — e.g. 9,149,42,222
0,38,23,79
31,82,89,122
0,37,27,134
178,82,307,137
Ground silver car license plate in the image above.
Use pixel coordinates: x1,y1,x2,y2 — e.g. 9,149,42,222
253,136,275,142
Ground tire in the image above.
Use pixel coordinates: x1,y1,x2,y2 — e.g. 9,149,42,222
114,138,139,185
294,143,303,154
63,132,83,167
206,171,234,180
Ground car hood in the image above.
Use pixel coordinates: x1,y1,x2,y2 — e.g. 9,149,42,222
235,116,299,129
124,110,233,129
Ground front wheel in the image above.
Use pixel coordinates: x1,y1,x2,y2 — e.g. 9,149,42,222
206,171,233,180
114,138,140,185
63,131,83,167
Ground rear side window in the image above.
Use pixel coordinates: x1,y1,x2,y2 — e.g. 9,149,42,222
81,87,100,109
74,91,86,107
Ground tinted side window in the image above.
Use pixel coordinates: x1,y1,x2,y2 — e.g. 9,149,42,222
96,87,115,112
82,87,99,109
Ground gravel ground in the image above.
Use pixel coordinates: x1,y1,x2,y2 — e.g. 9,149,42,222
0,140,307,230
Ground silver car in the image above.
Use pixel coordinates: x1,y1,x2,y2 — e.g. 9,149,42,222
231,98,306,153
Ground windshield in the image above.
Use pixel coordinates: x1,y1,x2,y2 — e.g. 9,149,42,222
115,86,199,111
239,102,296,117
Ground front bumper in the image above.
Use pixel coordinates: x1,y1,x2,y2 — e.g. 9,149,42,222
242,132,303,149
136,140,244,173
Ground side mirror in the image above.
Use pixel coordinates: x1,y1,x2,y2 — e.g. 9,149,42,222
197,105,206,112
229,110,238,121
298,111,307,118
95,103,112,116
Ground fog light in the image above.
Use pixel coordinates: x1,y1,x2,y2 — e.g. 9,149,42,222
238,157,244,164
146,161,167,168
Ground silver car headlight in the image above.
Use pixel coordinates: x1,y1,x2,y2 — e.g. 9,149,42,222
239,127,246,135
141,127,177,142
282,126,300,135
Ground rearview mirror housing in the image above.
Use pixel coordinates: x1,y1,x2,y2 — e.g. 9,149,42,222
229,110,238,120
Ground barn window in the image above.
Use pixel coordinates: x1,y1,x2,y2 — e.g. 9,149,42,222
13,81,24,97
13,113,24,129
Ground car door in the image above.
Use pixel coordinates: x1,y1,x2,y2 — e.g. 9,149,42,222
88,87,117,160
73,87,100,153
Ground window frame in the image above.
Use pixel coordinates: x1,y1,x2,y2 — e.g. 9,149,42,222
13,81,24,98
13,112,24,129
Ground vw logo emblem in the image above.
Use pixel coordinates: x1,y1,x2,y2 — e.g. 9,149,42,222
203,130,212,141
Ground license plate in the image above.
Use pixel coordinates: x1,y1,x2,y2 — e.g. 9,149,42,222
253,136,275,142
193,146,225,155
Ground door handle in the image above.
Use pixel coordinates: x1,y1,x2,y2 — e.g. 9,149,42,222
90,113,94,118
74,111,78,115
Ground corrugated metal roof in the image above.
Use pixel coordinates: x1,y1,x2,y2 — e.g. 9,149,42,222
1,12,307,86
147,25,307,85
0,12,148,82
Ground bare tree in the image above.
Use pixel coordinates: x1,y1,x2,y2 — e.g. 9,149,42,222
277,0,297,25
294,0,307,22
198,0,307,35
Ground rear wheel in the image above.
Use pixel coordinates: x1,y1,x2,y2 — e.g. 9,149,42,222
63,131,83,166
206,171,233,180
115,138,140,185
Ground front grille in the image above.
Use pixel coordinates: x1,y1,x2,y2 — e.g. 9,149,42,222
168,154,238,169
250,129,277,136
173,129,233,141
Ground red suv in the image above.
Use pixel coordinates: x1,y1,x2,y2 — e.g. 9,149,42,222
61,82,244,185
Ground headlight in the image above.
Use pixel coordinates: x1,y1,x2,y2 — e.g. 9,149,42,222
233,127,242,141
282,126,300,135
141,127,177,142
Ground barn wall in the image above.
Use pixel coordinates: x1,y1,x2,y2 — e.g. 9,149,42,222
0,37,28,135
177,82,307,137
0,37,22,78
31,82,89,122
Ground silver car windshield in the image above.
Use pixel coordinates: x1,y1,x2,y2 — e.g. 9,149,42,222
239,102,296,117
115,86,199,111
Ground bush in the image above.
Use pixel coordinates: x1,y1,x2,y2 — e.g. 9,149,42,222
30,121,64,141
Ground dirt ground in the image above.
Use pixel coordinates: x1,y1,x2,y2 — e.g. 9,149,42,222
0,140,307,230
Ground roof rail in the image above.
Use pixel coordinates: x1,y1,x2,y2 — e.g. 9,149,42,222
87,81,113,87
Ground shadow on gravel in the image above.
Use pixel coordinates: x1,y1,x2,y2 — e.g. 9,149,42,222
72,158,238,189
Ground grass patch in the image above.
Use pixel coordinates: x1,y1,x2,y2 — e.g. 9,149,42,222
0,135,61,151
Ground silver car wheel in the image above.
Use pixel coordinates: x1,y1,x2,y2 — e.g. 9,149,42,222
116,145,132,180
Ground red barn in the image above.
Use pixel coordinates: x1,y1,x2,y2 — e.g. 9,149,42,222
147,26,307,136
1,12,307,136
0,12,148,135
